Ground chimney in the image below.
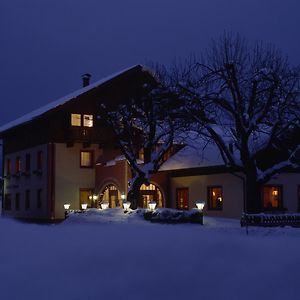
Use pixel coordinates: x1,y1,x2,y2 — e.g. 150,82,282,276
82,73,91,87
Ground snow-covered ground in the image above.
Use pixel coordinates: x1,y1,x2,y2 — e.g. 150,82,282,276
0,209,300,300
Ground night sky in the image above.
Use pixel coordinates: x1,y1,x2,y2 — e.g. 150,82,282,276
1,0,300,126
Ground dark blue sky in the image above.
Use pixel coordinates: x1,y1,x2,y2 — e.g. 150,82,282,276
1,0,300,126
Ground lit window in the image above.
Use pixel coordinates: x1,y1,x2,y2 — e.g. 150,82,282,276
83,115,93,127
71,114,81,126
80,151,93,168
263,186,282,210
207,186,223,210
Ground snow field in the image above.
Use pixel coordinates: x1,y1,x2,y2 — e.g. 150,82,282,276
0,209,299,300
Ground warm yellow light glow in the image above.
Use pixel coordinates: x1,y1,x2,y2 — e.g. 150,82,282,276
195,200,205,211
100,201,109,210
121,193,126,200
123,201,131,211
148,201,157,211
272,190,278,196
81,203,88,210
64,203,71,210
212,191,216,196
93,195,98,200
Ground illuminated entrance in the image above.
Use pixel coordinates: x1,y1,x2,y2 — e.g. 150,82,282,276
139,183,163,208
101,184,122,208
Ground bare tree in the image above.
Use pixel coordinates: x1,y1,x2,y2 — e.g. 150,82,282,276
170,33,300,213
99,70,176,209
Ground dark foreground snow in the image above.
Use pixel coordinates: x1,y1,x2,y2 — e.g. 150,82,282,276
0,209,300,300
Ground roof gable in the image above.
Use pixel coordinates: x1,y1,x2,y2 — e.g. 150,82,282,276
0,65,145,133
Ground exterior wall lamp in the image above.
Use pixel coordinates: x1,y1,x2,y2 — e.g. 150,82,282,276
81,203,88,210
100,201,109,210
195,200,205,212
148,200,157,211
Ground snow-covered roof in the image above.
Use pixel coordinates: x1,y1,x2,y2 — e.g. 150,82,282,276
0,65,143,133
160,132,239,171
160,143,225,171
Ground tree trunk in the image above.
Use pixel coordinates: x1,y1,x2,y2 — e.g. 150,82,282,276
127,176,146,209
245,175,262,213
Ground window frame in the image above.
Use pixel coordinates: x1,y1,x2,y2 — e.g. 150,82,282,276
6,158,11,176
80,150,94,168
262,185,283,211
25,190,30,210
4,194,12,211
16,156,21,173
37,151,43,170
298,186,300,212
37,189,42,209
207,186,223,211
15,193,20,211
25,153,31,172
71,113,82,126
83,114,93,127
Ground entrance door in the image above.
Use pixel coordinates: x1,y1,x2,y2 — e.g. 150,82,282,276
109,190,119,208
80,189,93,208
176,188,189,210
140,192,156,208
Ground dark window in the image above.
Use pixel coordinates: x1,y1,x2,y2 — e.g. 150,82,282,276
16,156,21,173
25,154,31,171
298,186,300,212
80,150,94,168
4,194,12,210
263,186,283,210
37,189,42,209
15,193,20,210
25,190,30,210
37,151,43,170
6,159,11,176
176,188,189,210
207,186,223,210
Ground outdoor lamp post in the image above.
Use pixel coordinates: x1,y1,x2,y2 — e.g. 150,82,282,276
148,200,157,211
195,200,205,212
64,203,71,210
123,201,131,212
63,203,71,218
81,203,88,210
100,201,109,210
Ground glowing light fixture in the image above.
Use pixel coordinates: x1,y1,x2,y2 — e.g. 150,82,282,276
272,190,278,196
81,203,88,210
93,195,98,200
100,201,109,210
195,200,205,211
148,200,157,211
121,193,126,201
64,203,71,210
123,201,131,211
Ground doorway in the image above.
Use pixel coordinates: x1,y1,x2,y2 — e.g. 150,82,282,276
176,188,189,210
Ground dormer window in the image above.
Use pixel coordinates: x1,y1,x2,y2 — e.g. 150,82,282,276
71,114,81,126
71,114,93,127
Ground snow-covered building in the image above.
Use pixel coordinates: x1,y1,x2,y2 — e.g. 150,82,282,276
0,65,153,220
1,65,300,220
